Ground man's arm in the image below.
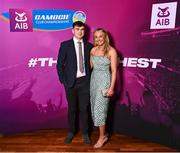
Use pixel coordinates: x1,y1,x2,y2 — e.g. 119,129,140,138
56,42,66,84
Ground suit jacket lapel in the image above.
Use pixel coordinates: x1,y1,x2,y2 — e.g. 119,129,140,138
83,40,88,66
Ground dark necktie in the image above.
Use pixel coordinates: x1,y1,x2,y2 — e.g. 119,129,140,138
78,41,84,73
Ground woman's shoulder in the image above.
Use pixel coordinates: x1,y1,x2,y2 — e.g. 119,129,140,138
90,46,98,56
109,46,116,52
109,46,117,56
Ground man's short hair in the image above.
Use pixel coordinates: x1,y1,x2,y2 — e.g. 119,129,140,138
73,21,85,28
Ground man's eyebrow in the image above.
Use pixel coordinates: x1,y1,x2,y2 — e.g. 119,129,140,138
75,27,85,29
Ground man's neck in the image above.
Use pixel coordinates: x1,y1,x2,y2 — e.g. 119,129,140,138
73,36,83,42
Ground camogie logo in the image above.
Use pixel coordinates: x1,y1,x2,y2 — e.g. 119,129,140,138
9,9,33,32
150,2,177,29
72,11,86,23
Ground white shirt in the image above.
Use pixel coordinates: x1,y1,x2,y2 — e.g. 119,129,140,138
73,37,86,78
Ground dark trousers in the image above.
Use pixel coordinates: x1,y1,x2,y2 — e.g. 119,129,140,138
65,76,90,134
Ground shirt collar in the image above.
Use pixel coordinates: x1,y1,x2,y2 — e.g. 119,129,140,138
73,36,83,44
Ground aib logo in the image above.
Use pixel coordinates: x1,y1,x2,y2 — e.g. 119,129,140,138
9,9,33,32
156,7,170,26
157,7,170,18
150,2,177,29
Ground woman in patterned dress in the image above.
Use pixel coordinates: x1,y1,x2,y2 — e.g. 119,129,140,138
90,28,117,148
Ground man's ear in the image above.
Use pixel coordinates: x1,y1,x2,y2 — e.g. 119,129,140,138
72,29,74,34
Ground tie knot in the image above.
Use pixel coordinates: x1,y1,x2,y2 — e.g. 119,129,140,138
77,41,82,45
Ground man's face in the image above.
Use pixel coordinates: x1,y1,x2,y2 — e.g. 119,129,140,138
72,26,85,40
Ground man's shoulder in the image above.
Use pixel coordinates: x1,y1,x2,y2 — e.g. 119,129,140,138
84,40,93,48
60,39,73,46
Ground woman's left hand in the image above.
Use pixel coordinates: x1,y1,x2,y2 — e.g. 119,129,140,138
107,88,114,97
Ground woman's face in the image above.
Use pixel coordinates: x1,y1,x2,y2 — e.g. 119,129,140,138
94,30,106,46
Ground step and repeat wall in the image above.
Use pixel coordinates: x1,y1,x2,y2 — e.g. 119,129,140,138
0,0,180,149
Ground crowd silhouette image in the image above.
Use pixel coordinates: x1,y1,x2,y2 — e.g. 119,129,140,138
0,78,67,134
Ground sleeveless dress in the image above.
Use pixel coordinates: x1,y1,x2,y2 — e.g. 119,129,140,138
90,56,111,126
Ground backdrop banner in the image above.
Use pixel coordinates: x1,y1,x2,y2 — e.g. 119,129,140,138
0,0,180,149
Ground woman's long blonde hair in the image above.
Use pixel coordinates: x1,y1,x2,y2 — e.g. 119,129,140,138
93,28,110,56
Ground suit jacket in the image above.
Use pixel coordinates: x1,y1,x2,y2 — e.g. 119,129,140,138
56,38,93,88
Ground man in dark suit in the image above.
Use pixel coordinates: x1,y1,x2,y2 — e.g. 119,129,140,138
56,21,93,144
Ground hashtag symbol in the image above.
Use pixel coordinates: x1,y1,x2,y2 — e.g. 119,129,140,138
28,58,38,67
